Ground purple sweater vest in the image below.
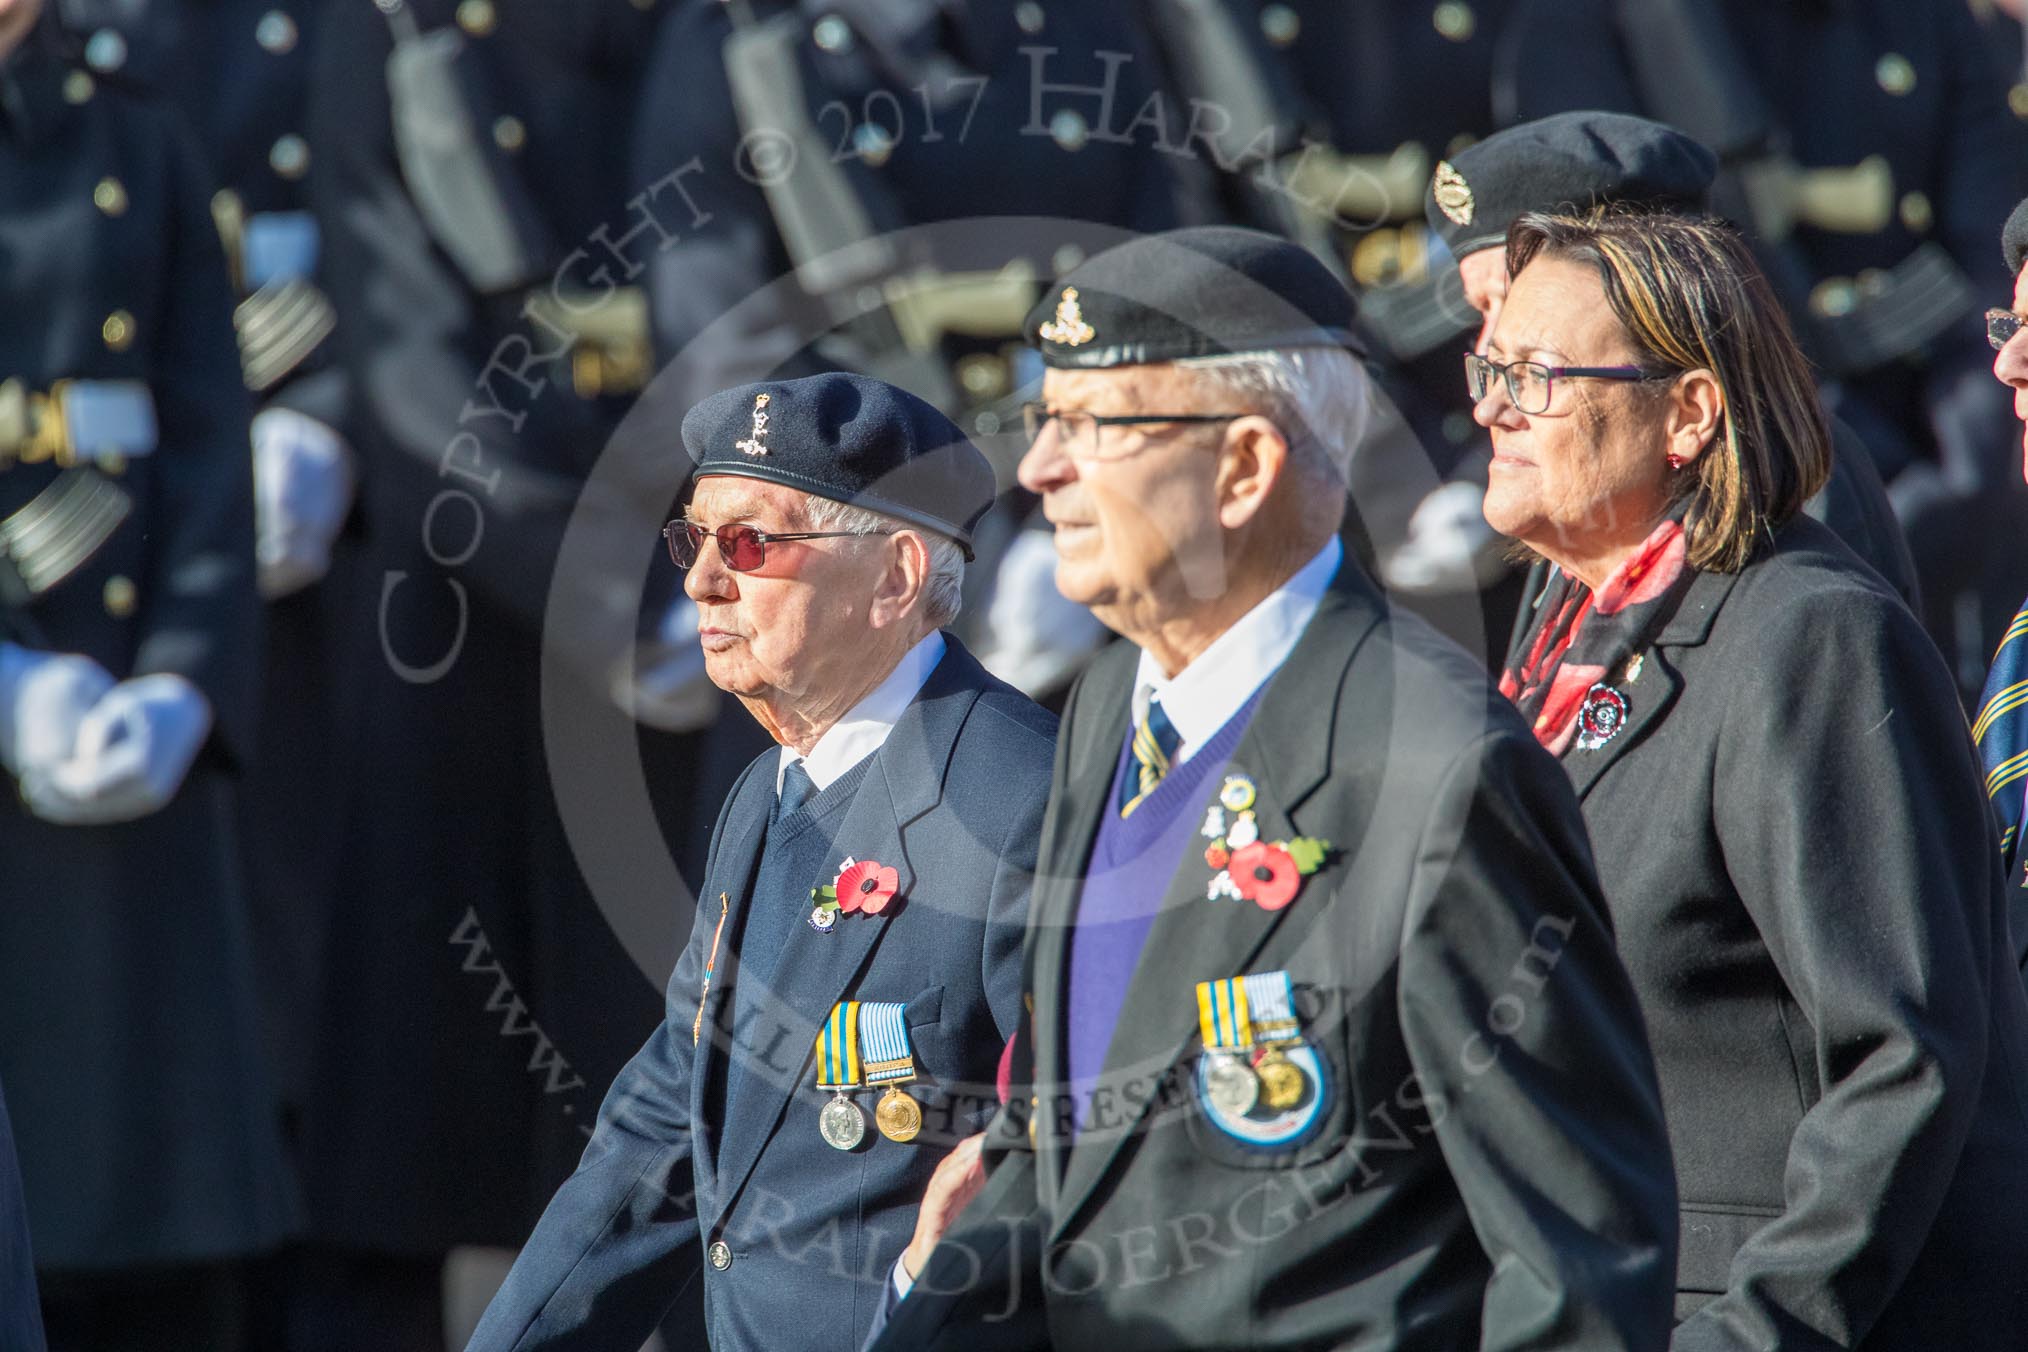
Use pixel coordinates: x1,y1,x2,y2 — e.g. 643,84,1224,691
1064,688,1266,1127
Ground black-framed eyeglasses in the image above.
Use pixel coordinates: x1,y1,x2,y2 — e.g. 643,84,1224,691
1987,308,2026,351
663,520,892,571
1464,352,1671,415
1020,402,1247,460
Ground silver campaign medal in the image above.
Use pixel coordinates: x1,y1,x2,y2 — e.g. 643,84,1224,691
819,1092,866,1150
1204,1052,1260,1117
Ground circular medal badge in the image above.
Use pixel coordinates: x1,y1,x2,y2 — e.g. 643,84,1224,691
875,1087,923,1143
808,905,837,933
1194,1043,1329,1148
1255,1048,1307,1112
1575,683,1630,751
819,1093,866,1150
1203,1052,1261,1117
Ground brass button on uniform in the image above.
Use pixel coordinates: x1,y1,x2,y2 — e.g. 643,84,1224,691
456,0,495,37
102,310,135,351
62,71,95,105
1014,1,1044,34
256,10,298,54
1899,191,1933,233
84,28,127,73
1433,1,1476,42
270,133,310,179
1049,109,1089,151
93,177,127,217
812,14,852,53
2011,83,2028,120
103,575,137,619
492,115,526,153
706,1241,732,1271
1260,3,1299,46
1875,53,1916,96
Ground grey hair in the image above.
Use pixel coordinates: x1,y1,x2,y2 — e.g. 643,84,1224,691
1175,346,1374,490
801,494,967,629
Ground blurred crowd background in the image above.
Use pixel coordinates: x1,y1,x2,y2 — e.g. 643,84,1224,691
4,0,2028,1348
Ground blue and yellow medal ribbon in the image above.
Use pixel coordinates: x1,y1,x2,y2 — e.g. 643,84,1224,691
1195,976,1254,1053
814,1001,862,1092
815,1000,914,1091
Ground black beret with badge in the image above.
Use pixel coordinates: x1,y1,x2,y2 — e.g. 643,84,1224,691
680,372,996,558
2004,195,2028,277
1023,225,1367,369
1424,111,1720,261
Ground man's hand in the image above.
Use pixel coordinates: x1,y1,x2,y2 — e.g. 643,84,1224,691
901,1133,988,1282
252,406,355,598
20,673,214,824
0,643,116,780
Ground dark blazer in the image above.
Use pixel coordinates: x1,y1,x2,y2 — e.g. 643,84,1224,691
878,565,1679,1351
0,1080,45,1352
0,30,297,1268
467,639,1053,1352
1556,516,2028,1349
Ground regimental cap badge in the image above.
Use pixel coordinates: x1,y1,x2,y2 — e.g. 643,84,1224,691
735,391,771,456
1038,286,1096,347
1432,160,1474,227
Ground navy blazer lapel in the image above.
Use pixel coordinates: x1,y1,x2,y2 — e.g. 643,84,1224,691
709,644,985,1225
1048,579,1386,1237
1564,565,1739,801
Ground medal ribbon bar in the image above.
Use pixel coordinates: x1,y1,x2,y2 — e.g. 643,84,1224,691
1196,977,1254,1053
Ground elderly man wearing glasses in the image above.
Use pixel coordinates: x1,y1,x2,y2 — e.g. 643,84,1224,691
870,226,1676,1352
467,372,1055,1352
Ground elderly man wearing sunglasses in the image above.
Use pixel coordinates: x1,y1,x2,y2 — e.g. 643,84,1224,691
1978,197,2028,941
468,371,1056,1352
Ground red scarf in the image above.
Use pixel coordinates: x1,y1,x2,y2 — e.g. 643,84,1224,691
1500,514,1693,755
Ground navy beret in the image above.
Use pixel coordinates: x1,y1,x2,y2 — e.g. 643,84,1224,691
1424,111,1718,259
2005,196,2028,277
680,373,995,559
1023,225,1365,368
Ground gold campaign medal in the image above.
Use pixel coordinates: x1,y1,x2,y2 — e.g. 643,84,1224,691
1255,1047,1306,1111
876,1087,923,1143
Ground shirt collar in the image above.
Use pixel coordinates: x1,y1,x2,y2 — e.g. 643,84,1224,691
1132,537,1340,762
777,631,947,793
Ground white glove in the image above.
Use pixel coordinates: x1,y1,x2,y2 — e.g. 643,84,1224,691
1382,480,1509,595
252,406,355,599
615,596,722,733
975,528,1109,698
20,673,213,825
0,642,117,779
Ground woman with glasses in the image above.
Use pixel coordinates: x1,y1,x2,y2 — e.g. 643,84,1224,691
1478,207,2028,1347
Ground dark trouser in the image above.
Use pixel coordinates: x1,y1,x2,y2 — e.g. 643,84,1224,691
39,1263,246,1352
279,1247,444,1352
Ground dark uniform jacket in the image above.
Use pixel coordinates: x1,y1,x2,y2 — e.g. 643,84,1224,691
1559,515,2028,1348
0,1080,45,1352
0,27,297,1268
877,564,1679,1351
468,639,1051,1352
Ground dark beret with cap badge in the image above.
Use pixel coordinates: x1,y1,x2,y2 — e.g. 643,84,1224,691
680,372,996,559
1423,111,1719,260
1023,225,1367,369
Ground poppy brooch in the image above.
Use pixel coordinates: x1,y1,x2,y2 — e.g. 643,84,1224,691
809,856,899,932
1200,774,1330,912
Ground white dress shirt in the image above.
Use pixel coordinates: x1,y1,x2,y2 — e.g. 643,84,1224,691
775,631,947,795
1131,536,1341,760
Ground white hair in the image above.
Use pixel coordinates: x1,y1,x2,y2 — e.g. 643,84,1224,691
1175,346,1374,490
801,494,967,629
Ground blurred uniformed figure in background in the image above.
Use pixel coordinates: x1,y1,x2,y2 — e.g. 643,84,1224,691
1503,0,2028,699
299,0,696,1346
0,1077,46,1352
626,0,1213,707
0,2,300,1347
51,0,355,1232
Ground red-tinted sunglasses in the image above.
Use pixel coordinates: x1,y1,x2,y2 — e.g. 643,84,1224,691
662,520,891,572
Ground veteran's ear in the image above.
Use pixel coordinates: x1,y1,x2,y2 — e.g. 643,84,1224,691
1215,415,1292,533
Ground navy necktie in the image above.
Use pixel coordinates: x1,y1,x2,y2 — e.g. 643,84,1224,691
1975,598,2028,878
778,759,819,820
1118,691,1181,818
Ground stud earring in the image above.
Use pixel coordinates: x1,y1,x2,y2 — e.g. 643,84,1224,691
1666,452,1685,470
